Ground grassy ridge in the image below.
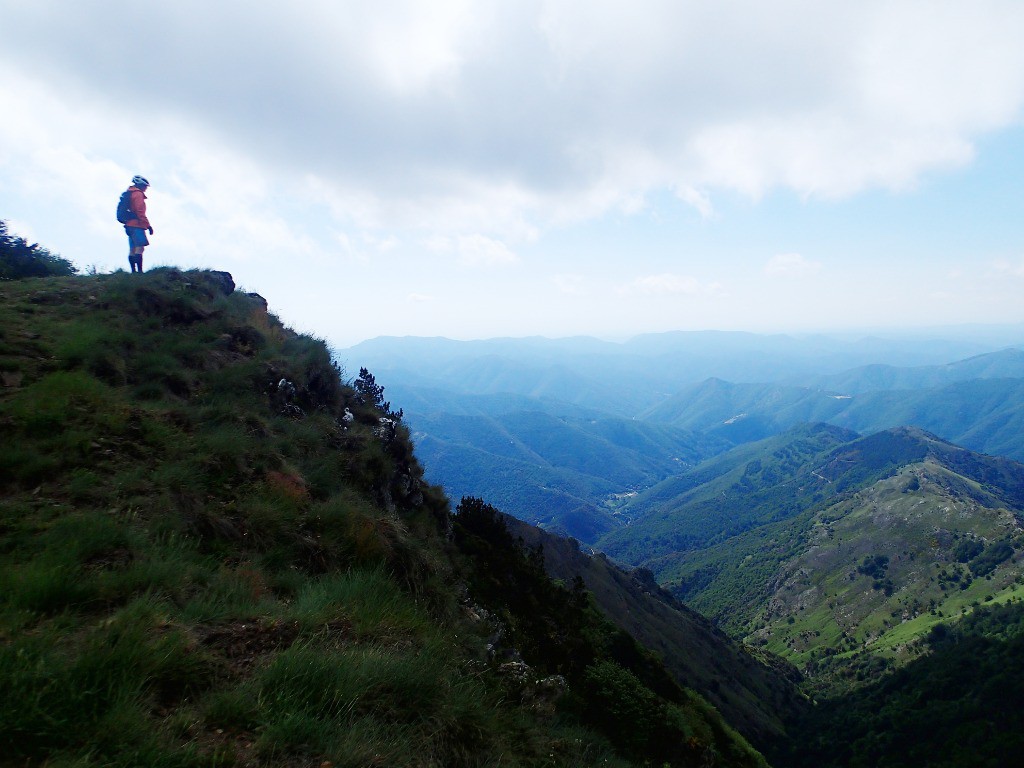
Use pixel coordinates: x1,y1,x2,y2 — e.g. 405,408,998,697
0,269,767,767
0,269,481,766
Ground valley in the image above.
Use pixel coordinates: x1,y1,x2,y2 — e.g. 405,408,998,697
340,332,1024,765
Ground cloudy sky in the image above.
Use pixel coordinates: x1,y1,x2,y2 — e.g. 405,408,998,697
3,1,1024,347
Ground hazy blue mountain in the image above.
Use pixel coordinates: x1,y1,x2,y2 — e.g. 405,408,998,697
790,347,1024,393
638,379,841,436
383,382,600,418
336,330,1017,418
641,375,1024,460
344,351,653,417
620,329,1020,367
597,423,861,565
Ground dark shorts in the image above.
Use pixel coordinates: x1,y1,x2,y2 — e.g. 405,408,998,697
125,226,149,248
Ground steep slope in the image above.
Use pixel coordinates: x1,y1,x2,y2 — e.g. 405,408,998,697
771,600,1024,768
598,423,860,566
504,516,805,748
408,407,726,542
0,269,768,768
631,428,1024,690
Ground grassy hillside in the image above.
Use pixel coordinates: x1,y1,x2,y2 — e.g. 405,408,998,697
771,600,1024,768
744,459,1024,674
597,423,1024,764
617,428,1024,690
0,268,768,768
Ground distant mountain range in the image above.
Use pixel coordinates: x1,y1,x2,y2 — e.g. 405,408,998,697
339,334,1024,541
644,349,1024,459
791,347,1024,392
338,330,1024,417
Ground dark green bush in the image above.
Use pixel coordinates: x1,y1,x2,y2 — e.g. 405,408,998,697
0,220,76,280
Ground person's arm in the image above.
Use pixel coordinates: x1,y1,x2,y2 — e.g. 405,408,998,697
130,189,151,230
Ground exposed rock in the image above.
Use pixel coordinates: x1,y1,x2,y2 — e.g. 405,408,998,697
245,292,268,311
208,270,236,295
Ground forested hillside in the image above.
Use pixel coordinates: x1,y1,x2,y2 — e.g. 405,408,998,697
603,426,1024,690
409,404,726,542
505,516,805,746
773,601,1024,768
595,424,1024,764
343,334,1024,549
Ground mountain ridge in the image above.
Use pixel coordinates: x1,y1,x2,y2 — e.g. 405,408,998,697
0,267,771,768
601,424,1024,695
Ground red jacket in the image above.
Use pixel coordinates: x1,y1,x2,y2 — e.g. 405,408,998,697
125,186,150,229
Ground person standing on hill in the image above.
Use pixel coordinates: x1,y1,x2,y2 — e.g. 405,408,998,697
123,175,153,273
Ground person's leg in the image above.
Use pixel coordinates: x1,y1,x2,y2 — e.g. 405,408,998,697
126,227,148,273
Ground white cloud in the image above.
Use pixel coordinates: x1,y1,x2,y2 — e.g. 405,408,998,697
764,253,822,278
4,1,1024,241
674,186,715,218
455,234,519,267
2,2,1024,342
551,274,587,295
421,232,518,266
407,292,435,303
625,273,722,295
992,258,1024,278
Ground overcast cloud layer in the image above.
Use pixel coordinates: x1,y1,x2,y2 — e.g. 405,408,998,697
2,1,1024,343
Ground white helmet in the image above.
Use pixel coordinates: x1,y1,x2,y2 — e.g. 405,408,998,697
131,175,150,188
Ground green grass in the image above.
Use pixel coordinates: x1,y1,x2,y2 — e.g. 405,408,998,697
717,465,1024,693
290,567,434,639
0,597,210,762
3,269,771,767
